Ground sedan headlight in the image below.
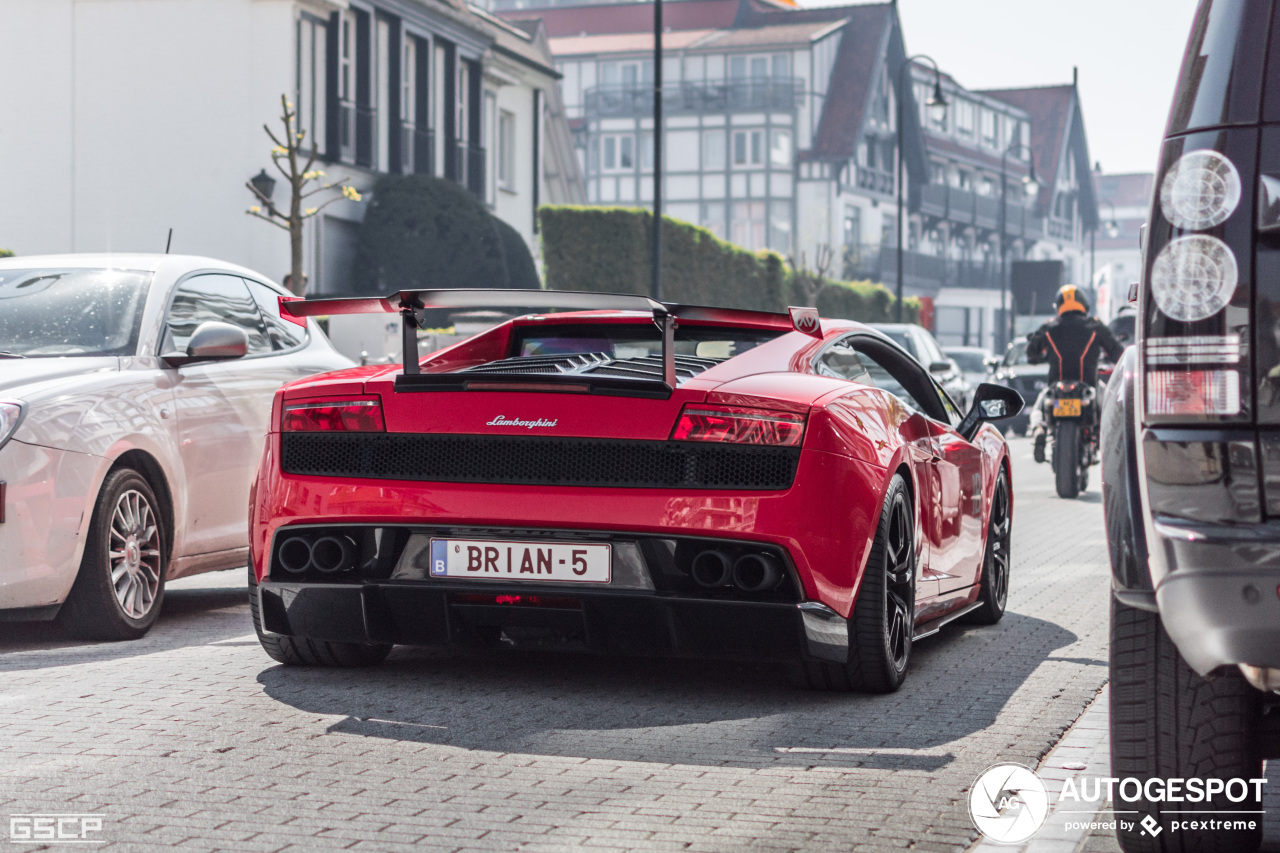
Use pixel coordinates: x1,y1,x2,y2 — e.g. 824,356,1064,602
0,401,23,450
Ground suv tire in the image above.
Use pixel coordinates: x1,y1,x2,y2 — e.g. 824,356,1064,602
1110,597,1262,853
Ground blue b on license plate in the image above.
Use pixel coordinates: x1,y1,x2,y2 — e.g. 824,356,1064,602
429,539,612,583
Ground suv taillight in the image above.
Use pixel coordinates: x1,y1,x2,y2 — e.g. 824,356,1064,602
282,399,385,432
671,404,805,446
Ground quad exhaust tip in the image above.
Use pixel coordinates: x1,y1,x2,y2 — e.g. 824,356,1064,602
732,553,782,592
278,536,313,574
277,533,357,574
690,549,783,592
690,550,733,588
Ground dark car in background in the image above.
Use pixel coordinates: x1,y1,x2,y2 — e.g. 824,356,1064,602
988,340,1047,435
1100,1,1280,849
870,324,971,409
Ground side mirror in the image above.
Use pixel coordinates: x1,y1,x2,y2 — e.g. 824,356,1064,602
929,360,953,375
1127,282,1139,303
958,382,1025,441
162,321,249,367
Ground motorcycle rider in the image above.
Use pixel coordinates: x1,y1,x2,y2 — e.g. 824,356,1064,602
1025,285,1124,463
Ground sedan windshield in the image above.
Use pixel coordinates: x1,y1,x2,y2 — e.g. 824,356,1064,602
0,268,152,357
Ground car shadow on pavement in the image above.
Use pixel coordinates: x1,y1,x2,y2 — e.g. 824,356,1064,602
0,580,251,670
257,610,1078,771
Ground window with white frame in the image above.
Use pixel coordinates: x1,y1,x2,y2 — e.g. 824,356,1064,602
401,36,416,173
980,109,998,148
498,109,516,190
703,129,725,170
296,14,327,156
770,129,791,167
338,12,355,163
641,131,654,171
954,99,975,139
701,202,725,239
731,201,766,250
732,129,763,167
600,133,634,172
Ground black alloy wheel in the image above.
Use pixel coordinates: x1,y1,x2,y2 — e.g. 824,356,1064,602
965,470,1010,625
789,474,916,693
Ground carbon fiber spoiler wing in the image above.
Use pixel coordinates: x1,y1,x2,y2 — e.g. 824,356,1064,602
279,289,822,393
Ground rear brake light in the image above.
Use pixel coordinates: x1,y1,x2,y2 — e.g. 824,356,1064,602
671,404,805,446
451,593,581,609
282,399,385,432
1147,370,1239,416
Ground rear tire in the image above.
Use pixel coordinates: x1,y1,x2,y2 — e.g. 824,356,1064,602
58,468,167,641
964,469,1010,625
248,567,391,667
790,474,915,693
1053,420,1082,499
1110,597,1262,853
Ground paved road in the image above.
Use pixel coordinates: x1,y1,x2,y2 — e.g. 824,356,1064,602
0,439,1133,851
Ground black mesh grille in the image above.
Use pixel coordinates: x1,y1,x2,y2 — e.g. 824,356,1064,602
281,433,800,490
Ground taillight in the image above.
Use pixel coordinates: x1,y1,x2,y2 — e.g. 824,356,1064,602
1146,369,1240,416
282,399,385,432
671,404,805,446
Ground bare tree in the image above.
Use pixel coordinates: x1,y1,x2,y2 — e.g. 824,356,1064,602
789,243,835,308
245,94,362,296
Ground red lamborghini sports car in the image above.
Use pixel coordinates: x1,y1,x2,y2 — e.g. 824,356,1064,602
248,290,1022,692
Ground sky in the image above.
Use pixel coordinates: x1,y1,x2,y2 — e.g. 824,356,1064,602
801,0,1202,176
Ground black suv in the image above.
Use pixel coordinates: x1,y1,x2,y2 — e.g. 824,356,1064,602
1101,1,1280,850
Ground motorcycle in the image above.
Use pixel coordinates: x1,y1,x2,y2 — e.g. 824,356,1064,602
1043,380,1099,499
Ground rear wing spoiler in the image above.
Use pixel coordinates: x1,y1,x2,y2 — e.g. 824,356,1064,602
280,289,823,393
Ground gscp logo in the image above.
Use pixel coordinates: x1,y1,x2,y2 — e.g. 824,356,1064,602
969,764,1050,844
9,814,104,844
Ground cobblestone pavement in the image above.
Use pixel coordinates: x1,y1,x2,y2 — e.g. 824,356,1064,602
0,438,1136,851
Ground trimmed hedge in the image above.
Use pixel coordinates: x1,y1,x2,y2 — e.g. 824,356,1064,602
540,205,914,322
540,206,787,312
811,279,918,324
352,174,538,295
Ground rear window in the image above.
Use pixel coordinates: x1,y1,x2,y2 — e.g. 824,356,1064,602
1167,0,1269,134
946,350,988,373
513,323,782,360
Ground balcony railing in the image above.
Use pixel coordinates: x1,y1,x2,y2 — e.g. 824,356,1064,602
855,166,894,195
919,182,1045,238
844,243,1006,293
583,78,803,118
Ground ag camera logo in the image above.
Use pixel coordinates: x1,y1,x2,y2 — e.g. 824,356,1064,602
969,764,1049,844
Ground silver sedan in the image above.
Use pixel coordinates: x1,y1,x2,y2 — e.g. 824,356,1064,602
0,255,351,639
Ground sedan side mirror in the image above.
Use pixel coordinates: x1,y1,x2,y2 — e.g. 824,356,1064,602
162,321,249,367
958,382,1025,441
929,360,953,375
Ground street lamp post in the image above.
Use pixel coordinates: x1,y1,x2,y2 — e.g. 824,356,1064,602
651,0,663,301
998,142,1040,349
895,55,948,323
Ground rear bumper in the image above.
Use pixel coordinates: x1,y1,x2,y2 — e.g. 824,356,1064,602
1151,520,1280,674
257,580,848,664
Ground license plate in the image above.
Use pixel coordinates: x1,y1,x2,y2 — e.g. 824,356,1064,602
1053,399,1082,417
429,539,611,583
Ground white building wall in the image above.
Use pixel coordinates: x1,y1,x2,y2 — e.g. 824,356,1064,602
0,0,324,284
